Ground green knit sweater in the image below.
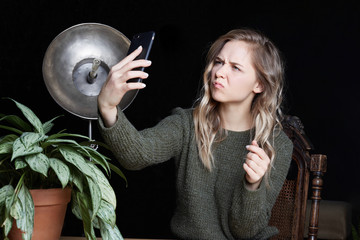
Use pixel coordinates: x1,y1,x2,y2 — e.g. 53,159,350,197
98,108,293,240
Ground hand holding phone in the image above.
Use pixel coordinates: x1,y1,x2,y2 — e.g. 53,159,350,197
126,31,155,83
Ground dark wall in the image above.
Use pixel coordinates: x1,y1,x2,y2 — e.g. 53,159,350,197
1,0,359,238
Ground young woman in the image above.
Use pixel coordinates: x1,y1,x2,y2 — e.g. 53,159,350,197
97,28,293,239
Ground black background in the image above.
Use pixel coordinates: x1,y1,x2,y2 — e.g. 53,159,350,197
0,0,359,238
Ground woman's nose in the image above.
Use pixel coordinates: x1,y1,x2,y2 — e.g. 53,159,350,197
215,64,227,78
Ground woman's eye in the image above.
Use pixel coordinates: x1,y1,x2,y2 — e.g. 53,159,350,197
214,60,223,65
233,66,242,72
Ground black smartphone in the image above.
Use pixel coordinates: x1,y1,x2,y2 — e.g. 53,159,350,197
126,31,155,83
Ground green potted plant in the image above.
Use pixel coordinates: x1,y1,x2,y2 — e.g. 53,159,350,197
0,98,126,240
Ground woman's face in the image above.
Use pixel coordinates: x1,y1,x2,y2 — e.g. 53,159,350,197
210,40,262,109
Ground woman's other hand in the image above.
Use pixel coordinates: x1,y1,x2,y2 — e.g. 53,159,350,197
243,140,271,190
98,46,152,127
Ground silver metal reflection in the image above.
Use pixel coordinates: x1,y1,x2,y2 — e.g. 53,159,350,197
42,23,135,120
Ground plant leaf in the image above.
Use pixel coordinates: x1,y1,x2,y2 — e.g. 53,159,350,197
21,132,46,148
76,191,96,240
43,138,89,153
0,185,14,209
11,133,44,161
69,169,84,193
0,186,13,231
8,99,44,134
42,116,62,134
0,134,18,143
0,115,32,132
47,132,90,141
0,134,17,154
15,158,27,170
87,164,116,208
3,217,13,237
24,153,50,177
79,145,110,174
0,124,23,135
96,200,116,228
59,146,96,179
99,218,124,240
10,195,23,220
108,162,127,187
71,191,82,220
14,185,34,240
49,158,70,188
92,216,100,229
87,177,101,220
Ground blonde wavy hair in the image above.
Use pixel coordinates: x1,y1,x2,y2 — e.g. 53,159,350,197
193,28,285,173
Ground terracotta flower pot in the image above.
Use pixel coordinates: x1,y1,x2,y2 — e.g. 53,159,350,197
8,188,71,240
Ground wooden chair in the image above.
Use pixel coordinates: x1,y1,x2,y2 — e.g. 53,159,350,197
269,116,327,240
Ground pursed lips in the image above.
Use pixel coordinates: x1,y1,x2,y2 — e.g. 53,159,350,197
213,80,224,89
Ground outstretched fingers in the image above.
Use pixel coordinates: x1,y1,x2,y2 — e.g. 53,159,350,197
111,46,143,72
97,46,152,127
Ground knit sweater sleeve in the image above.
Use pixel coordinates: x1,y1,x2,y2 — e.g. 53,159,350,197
229,131,293,239
97,107,186,170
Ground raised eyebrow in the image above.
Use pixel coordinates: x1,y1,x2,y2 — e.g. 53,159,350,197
214,57,243,67
214,56,224,61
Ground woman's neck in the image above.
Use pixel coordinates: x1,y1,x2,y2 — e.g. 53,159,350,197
218,104,253,132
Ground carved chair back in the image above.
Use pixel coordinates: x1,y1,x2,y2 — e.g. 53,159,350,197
269,116,327,240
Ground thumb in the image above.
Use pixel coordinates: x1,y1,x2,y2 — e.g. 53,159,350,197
252,140,259,147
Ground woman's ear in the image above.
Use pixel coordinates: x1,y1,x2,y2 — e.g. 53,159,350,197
253,81,264,94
